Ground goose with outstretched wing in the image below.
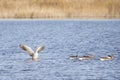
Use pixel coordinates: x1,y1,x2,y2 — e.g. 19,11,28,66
19,44,45,61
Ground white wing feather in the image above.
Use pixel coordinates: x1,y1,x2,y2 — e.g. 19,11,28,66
19,44,34,56
35,46,45,53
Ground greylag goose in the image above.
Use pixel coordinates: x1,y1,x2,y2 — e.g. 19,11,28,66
79,54,94,60
100,54,114,61
19,44,45,61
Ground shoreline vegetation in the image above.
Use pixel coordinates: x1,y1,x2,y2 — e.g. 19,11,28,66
0,0,120,19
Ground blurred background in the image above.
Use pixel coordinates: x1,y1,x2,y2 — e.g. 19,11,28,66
0,0,120,19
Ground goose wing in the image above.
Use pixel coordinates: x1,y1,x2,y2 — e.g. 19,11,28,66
35,46,45,53
100,57,109,59
19,44,34,56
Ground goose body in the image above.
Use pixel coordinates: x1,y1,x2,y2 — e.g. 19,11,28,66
79,54,94,60
69,55,78,60
19,44,45,61
100,54,114,61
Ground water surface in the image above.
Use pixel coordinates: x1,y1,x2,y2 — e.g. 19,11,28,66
0,20,120,80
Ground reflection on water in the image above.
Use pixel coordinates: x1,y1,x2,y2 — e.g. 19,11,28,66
0,20,120,80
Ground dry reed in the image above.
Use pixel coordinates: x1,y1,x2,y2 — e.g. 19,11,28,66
0,0,120,19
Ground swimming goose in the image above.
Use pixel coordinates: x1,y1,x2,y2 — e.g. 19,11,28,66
69,55,78,60
78,54,94,60
19,44,45,61
100,54,114,61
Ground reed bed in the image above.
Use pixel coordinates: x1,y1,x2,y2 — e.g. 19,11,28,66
0,0,120,19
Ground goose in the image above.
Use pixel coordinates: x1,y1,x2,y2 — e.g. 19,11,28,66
78,54,94,60
69,55,78,60
19,44,45,61
100,54,114,61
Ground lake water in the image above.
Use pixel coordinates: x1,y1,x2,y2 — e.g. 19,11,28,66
0,20,120,80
